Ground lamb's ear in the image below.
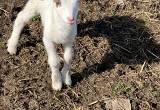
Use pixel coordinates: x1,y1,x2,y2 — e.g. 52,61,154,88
54,0,61,7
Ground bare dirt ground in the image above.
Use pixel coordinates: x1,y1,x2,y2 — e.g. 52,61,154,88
0,0,160,109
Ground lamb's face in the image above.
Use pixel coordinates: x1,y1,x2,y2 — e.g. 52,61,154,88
54,0,79,24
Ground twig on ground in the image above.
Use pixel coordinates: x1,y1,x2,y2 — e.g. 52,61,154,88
113,43,132,53
139,61,146,74
0,7,9,16
147,50,160,60
88,100,99,106
88,98,110,106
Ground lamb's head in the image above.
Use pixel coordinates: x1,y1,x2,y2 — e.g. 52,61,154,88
53,0,79,25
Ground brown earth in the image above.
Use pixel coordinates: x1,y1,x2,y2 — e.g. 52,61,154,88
0,0,160,110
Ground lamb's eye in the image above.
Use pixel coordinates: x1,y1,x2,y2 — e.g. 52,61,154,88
55,1,61,7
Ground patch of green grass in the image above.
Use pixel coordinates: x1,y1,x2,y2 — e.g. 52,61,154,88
111,80,131,97
32,15,40,21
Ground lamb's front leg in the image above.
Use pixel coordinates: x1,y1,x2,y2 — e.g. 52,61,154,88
7,2,37,54
43,37,62,91
61,43,73,86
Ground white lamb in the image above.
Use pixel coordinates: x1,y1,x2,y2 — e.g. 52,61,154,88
7,0,79,90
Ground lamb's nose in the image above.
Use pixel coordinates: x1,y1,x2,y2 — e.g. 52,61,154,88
67,16,74,22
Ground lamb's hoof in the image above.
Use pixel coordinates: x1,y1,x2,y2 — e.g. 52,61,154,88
7,40,17,55
51,74,62,91
52,81,62,91
62,70,72,86
7,46,17,55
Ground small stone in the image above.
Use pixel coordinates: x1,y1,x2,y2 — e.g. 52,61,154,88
105,98,131,110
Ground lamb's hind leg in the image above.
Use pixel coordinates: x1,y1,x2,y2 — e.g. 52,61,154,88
43,37,62,91
7,1,37,54
61,43,73,86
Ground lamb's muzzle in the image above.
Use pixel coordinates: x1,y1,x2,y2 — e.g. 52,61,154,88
67,16,75,24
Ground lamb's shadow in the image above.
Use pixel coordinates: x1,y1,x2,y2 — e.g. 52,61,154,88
72,15,160,85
